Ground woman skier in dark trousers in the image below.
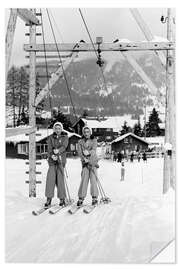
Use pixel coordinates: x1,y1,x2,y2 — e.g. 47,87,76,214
76,126,99,206
44,122,69,207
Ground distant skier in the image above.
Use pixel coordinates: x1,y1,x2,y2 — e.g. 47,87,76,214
120,161,125,181
137,152,141,162
117,151,122,163
130,152,134,162
76,126,99,207
142,151,147,162
44,122,69,208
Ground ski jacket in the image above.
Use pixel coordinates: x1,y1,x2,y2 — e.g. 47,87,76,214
77,137,99,168
47,132,69,167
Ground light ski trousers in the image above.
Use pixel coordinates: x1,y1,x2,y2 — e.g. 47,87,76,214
45,164,66,199
78,166,99,199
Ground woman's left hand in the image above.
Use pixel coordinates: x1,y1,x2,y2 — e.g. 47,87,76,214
83,150,90,156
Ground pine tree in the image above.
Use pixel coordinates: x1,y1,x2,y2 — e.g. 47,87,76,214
145,108,161,137
49,108,73,131
82,109,88,118
133,119,142,137
121,121,131,135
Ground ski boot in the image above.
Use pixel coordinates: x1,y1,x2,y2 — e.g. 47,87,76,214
59,198,66,207
77,198,84,207
92,196,98,206
44,198,52,208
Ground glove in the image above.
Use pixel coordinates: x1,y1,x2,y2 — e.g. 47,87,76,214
52,154,58,161
53,149,59,154
83,150,90,156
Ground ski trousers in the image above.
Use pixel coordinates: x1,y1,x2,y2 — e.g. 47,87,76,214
78,166,99,199
45,163,66,199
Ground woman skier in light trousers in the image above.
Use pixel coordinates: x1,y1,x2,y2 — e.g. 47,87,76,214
76,126,99,207
44,122,69,208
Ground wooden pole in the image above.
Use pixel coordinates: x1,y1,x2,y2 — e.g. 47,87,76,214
28,9,37,197
24,41,174,52
12,68,16,127
121,52,157,94
130,8,166,67
163,9,175,193
5,9,17,81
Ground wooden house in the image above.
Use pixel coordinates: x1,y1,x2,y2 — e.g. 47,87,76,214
72,117,119,142
6,128,81,159
111,132,149,154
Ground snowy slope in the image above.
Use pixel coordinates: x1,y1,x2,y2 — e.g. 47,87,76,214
5,158,175,263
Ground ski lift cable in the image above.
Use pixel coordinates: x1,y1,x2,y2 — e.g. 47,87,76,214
78,8,120,129
48,9,65,43
46,8,78,121
40,9,53,119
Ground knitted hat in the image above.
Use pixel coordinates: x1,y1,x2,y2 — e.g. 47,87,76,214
82,125,92,135
53,122,63,131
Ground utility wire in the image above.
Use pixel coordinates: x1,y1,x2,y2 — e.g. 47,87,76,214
40,9,53,118
46,8,78,121
49,9,64,43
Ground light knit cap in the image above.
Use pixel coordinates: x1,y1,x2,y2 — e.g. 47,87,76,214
53,122,63,131
82,125,92,135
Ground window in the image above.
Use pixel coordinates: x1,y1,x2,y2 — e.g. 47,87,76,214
124,138,128,143
36,145,41,154
70,144,75,151
106,128,112,132
93,128,97,132
106,136,112,140
18,143,28,154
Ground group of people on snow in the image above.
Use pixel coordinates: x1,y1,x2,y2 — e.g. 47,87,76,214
112,150,147,163
44,121,149,208
44,122,99,208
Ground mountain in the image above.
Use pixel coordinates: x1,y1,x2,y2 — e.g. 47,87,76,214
8,53,166,118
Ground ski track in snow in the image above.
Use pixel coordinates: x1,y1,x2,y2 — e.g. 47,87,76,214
5,158,175,263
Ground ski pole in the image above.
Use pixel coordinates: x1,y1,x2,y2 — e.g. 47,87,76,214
89,167,104,200
91,168,107,197
64,172,72,203
64,166,68,179
91,167,109,200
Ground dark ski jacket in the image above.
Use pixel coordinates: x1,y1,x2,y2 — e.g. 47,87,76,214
47,132,69,167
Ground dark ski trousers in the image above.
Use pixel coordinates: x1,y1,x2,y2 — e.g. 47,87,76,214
45,163,66,199
78,166,99,199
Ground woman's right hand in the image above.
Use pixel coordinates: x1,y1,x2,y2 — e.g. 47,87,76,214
52,154,58,161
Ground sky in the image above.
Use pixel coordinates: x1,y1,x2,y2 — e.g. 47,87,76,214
5,8,172,67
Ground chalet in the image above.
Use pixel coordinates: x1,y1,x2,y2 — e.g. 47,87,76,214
111,132,149,154
6,129,81,159
72,117,119,142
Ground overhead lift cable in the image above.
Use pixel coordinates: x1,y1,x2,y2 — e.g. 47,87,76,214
46,8,78,121
40,9,53,118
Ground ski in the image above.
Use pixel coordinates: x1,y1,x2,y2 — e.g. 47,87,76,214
83,204,97,214
49,204,67,214
68,204,84,214
32,204,55,216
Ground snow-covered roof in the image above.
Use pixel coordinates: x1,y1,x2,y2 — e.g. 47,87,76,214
6,126,35,137
6,129,81,144
81,116,138,131
111,132,148,145
79,115,165,133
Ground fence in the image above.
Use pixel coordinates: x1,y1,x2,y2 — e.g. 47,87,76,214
105,151,164,160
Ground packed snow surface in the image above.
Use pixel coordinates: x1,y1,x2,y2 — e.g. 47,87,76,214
5,158,175,263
